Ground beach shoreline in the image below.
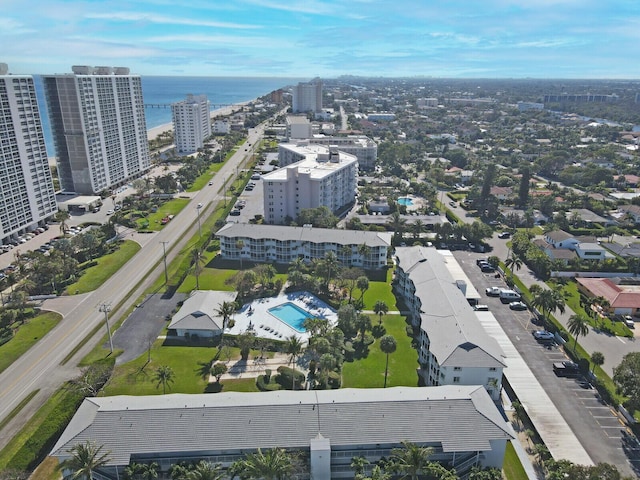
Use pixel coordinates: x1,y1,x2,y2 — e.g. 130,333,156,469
146,101,251,141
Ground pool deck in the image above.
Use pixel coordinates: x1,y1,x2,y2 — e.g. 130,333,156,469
226,291,337,344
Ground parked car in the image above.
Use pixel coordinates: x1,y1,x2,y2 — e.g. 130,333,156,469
229,209,241,216
106,209,114,215
481,264,495,273
498,232,511,239
485,286,501,296
476,258,490,266
624,315,635,328
509,301,528,311
553,361,580,377
533,330,555,341
499,289,521,303
473,304,490,311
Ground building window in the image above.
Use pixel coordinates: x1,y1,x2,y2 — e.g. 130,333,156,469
453,377,460,383
489,367,497,371
453,366,461,371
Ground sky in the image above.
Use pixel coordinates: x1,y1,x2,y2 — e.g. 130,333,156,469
2,0,640,78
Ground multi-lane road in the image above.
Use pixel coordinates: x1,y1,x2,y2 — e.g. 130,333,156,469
0,125,265,446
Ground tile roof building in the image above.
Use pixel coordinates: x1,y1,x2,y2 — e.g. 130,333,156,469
576,277,640,316
168,290,238,339
52,387,514,479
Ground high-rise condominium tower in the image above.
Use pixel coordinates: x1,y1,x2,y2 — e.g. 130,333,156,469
43,66,150,195
0,63,57,243
292,80,322,113
171,94,211,153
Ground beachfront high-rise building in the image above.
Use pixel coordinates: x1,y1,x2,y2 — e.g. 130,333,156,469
171,94,211,153
43,66,151,195
292,80,322,114
0,63,57,243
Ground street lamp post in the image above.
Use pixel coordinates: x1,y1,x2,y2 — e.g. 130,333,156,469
196,204,202,238
160,241,169,284
99,303,114,354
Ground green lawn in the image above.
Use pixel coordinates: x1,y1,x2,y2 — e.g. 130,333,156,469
187,162,226,192
342,314,418,388
503,441,528,480
0,312,62,374
141,198,190,231
361,278,397,311
65,240,141,294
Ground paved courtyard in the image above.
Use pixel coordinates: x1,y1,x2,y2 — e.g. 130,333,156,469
226,290,337,344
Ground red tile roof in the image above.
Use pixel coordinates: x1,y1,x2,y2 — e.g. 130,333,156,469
577,278,640,308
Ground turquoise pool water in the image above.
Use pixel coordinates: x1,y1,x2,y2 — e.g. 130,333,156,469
398,197,414,206
268,302,312,332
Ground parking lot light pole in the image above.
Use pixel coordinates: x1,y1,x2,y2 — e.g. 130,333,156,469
99,303,114,354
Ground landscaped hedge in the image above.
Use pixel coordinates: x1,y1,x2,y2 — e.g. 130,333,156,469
275,366,305,390
256,374,281,391
7,388,84,471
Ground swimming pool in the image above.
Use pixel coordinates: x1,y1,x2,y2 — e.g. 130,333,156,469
268,302,312,333
398,197,414,206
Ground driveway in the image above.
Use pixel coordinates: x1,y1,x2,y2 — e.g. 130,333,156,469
111,293,187,365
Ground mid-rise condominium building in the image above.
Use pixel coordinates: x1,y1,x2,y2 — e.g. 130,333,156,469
281,137,377,170
262,145,357,225
171,94,211,153
43,66,150,195
0,63,57,243
292,80,322,113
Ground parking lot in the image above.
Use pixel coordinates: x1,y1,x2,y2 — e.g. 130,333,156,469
454,250,640,477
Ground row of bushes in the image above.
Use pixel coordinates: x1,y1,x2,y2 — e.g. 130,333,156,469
256,366,305,392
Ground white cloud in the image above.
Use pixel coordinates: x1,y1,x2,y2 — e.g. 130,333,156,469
85,12,261,29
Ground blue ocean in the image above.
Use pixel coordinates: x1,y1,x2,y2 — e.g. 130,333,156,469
34,76,303,156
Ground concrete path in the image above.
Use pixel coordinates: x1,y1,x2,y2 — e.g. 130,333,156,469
215,353,295,381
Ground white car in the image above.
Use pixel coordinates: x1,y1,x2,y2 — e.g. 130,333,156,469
533,330,555,341
624,315,635,328
106,210,114,215
485,286,501,296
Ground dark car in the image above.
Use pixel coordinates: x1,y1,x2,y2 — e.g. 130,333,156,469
481,264,495,273
553,361,580,377
509,301,528,311
498,232,511,239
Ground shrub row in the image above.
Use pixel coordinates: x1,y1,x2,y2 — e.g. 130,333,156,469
7,389,84,471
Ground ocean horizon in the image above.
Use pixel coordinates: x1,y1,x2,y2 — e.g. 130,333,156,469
35,76,304,157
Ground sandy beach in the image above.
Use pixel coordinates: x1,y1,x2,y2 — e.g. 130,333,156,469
146,101,251,141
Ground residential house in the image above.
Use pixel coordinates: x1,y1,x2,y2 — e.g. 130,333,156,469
576,277,640,316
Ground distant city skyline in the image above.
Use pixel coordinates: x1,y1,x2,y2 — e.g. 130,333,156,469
3,0,640,78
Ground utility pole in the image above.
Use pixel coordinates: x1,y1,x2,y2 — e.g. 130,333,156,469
160,241,169,284
98,303,114,354
196,204,202,238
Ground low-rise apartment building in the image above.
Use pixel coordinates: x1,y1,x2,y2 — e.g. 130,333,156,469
394,246,506,400
216,223,391,270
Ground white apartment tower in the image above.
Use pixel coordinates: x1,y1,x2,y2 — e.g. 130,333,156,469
0,63,57,243
262,145,357,225
171,94,211,153
43,66,150,195
292,80,322,113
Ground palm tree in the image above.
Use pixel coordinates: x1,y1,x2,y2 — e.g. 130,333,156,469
230,447,297,480
357,243,371,266
351,456,370,477
356,275,369,304
236,239,245,269
373,300,389,325
215,301,236,331
380,334,397,388
124,462,159,480
355,313,372,345
153,365,175,394
390,441,434,480
186,461,224,480
59,441,111,480
190,247,206,290
567,314,589,354
504,252,522,283
55,210,71,235
285,335,304,390
530,288,565,325
590,351,605,375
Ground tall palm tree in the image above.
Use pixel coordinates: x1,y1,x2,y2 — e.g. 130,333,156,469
504,252,523,284
230,447,297,480
59,441,111,480
215,301,236,331
590,351,605,375
355,313,372,345
285,335,304,390
567,314,589,354
357,243,371,266
380,334,397,388
186,461,224,480
390,441,434,480
153,365,175,394
530,288,565,326
236,239,245,270
190,247,206,290
320,251,339,290
55,210,71,235
373,300,389,325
